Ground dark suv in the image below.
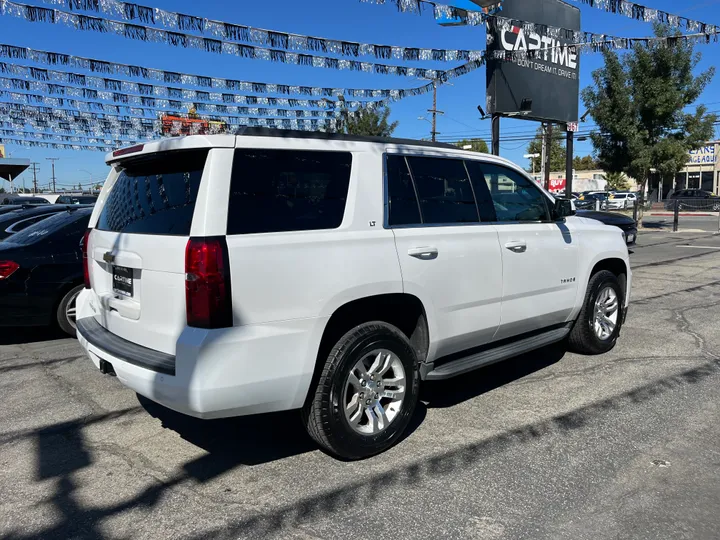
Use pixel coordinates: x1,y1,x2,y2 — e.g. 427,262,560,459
665,190,720,211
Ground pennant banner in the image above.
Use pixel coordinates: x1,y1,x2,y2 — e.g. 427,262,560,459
0,81,343,118
567,0,717,34
5,114,159,139
0,128,143,146
1,102,338,132
0,1,448,78
39,0,484,62
359,0,501,26
0,65,368,109
0,135,123,152
0,44,442,99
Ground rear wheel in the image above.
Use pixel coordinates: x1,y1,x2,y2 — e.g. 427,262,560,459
568,270,623,355
302,321,420,460
57,285,83,337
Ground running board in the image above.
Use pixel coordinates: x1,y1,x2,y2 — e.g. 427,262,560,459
423,326,570,381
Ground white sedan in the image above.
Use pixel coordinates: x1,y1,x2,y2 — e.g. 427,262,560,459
607,192,637,209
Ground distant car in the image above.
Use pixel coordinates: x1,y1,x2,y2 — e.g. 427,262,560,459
1,195,50,205
56,195,98,205
607,192,637,209
0,205,89,241
665,189,720,211
0,207,92,336
577,210,637,246
575,192,609,210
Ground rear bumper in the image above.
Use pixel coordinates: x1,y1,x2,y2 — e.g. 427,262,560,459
76,292,325,419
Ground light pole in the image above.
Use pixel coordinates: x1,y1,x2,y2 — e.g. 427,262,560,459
524,153,541,178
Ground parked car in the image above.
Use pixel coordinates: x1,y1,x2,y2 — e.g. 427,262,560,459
76,131,631,459
56,195,98,205
1,194,50,205
576,210,637,246
0,205,91,241
0,207,92,335
607,192,637,209
575,192,609,210
665,189,720,211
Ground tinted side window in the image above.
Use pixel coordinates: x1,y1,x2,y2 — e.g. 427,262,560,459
227,149,351,235
480,163,550,222
464,160,498,222
386,155,421,226
96,149,207,236
405,156,479,224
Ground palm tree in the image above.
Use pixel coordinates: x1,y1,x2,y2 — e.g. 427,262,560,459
602,171,630,191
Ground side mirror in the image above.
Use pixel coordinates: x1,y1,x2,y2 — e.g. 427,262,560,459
553,198,575,220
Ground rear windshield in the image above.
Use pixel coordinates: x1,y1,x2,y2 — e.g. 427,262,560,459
7,209,90,246
96,150,208,236
227,149,352,235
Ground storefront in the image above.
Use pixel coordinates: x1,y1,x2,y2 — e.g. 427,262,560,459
674,142,718,194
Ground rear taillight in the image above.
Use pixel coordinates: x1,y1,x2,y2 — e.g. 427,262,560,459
185,237,233,329
0,260,19,280
82,228,92,289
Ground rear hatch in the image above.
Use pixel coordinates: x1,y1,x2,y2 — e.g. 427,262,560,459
88,148,210,354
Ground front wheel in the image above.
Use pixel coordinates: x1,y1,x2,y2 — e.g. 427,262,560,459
568,271,624,355
302,321,420,460
57,284,83,337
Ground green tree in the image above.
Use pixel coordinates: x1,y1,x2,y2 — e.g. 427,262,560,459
573,155,598,170
582,24,716,193
526,128,566,173
0,187,5,193
602,171,631,191
341,105,399,137
456,139,489,153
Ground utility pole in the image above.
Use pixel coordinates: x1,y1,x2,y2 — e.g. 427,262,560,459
543,124,553,191
46,157,59,193
427,79,443,142
540,123,547,186
29,162,40,193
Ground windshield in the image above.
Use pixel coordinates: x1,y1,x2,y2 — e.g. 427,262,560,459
6,209,91,246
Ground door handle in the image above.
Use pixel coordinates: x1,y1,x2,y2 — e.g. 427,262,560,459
408,246,439,260
504,241,527,253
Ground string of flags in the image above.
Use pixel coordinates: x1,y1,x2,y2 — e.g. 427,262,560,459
0,66,367,110
0,128,143,146
0,82,344,118
37,0,484,63
359,0,501,26
0,44,442,99
0,135,135,152
0,1,450,79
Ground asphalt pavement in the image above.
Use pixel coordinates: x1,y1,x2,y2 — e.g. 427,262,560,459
643,214,720,233
2,231,720,539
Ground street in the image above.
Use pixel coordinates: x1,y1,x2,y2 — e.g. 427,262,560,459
2,231,720,540
643,214,720,233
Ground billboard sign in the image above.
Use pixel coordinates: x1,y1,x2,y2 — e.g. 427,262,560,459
688,145,716,164
486,0,580,123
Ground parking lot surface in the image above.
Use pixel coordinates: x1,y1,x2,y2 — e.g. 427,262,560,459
2,231,720,540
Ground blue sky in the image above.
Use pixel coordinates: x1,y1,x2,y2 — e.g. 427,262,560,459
1,0,720,191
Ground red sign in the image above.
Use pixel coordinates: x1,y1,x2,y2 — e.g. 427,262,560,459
566,122,578,132
548,178,566,192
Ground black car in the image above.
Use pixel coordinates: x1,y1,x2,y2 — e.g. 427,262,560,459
575,192,609,210
665,189,720,211
577,210,637,246
1,194,51,205
0,208,92,336
56,195,98,205
0,205,91,241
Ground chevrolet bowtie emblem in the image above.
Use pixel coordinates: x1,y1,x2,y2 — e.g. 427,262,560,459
103,252,115,263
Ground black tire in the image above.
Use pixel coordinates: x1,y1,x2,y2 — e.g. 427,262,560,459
568,270,624,355
57,284,84,337
302,321,420,460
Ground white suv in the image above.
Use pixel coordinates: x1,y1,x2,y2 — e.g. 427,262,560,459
76,130,631,459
